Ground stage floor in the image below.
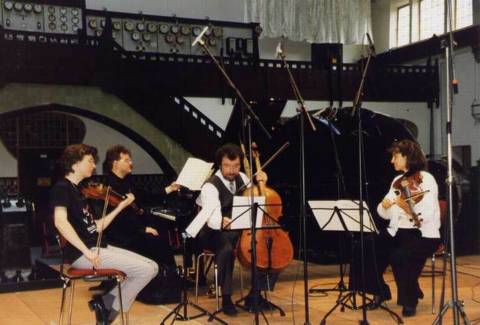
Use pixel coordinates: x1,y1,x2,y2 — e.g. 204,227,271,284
1,255,479,324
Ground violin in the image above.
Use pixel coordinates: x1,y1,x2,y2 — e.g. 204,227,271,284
392,171,428,227
81,182,144,215
236,143,294,272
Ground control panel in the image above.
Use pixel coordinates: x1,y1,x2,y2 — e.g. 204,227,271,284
2,0,83,34
0,1,260,59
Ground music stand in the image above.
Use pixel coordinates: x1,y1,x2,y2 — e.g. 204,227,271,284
208,197,286,321
309,200,377,307
308,200,361,296
308,200,402,324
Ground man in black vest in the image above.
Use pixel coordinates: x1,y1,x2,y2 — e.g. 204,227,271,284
186,143,277,316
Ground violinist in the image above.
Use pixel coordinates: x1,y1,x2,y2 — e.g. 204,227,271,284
367,139,441,317
51,144,158,325
185,143,278,316
100,145,180,304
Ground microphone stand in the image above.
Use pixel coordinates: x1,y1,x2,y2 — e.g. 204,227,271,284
345,36,402,325
193,28,271,325
277,46,316,325
432,0,470,324
351,45,373,325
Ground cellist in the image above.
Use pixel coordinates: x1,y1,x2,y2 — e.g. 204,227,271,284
185,143,278,316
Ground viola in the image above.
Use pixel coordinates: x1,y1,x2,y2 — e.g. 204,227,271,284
236,143,294,272
392,171,427,227
81,182,144,215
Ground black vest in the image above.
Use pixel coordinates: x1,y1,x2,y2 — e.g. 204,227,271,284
206,174,246,218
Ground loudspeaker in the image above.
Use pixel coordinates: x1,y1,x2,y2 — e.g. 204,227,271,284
1,210,31,269
311,43,343,69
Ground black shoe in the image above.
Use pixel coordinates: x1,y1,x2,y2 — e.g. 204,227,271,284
222,296,237,316
402,305,416,317
88,295,109,325
366,295,386,310
417,287,424,299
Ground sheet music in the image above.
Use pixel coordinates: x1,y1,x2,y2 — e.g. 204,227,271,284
185,207,212,238
185,196,266,237
229,196,265,230
175,157,213,191
308,200,378,233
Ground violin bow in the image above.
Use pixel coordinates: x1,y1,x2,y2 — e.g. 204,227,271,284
396,189,430,203
94,185,111,269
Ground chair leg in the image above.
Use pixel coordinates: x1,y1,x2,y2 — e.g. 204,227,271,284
117,277,126,325
58,279,69,325
431,254,435,314
68,280,76,324
195,253,203,303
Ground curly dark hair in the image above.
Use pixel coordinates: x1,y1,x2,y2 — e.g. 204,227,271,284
59,144,98,176
389,139,427,174
103,145,131,173
214,143,243,166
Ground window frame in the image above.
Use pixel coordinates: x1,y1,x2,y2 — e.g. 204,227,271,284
396,3,412,47
393,0,472,48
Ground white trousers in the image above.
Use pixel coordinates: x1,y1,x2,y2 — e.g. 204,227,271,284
72,245,158,311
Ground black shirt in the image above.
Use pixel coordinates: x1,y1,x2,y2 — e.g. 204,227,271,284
103,173,147,246
50,178,101,261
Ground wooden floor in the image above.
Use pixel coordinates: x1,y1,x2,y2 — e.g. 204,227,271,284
1,255,480,325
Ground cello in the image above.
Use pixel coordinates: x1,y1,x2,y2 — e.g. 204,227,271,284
236,143,294,272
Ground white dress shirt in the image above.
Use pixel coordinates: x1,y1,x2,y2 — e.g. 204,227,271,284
185,170,250,237
377,171,440,238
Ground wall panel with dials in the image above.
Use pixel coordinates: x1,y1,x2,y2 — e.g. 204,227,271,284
0,0,260,59
84,12,258,58
2,0,83,34
0,0,261,59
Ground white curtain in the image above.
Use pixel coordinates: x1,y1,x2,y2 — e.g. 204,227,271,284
245,0,371,44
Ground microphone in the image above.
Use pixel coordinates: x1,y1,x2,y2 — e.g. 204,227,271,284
275,40,283,57
366,32,376,57
191,26,209,47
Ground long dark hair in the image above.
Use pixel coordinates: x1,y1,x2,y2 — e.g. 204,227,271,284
389,139,427,174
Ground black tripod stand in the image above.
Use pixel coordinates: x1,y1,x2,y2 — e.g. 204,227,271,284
276,40,316,325
160,233,227,325
432,1,470,324
308,200,401,324
309,207,352,300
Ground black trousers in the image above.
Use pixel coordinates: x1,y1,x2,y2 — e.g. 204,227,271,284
198,228,278,296
360,229,440,308
111,232,177,269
